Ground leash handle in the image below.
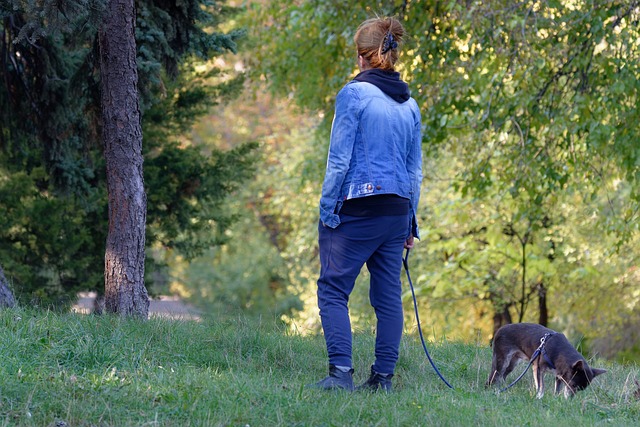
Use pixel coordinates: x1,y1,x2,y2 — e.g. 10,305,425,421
404,248,454,390
403,248,410,270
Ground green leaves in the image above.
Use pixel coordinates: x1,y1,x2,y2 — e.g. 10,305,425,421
246,0,640,341
0,1,258,303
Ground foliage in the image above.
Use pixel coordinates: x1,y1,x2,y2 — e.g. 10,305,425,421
167,220,297,318
164,84,320,320
0,308,637,426
0,0,257,305
0,168,106,305
141,39,260,274
242,0,640,355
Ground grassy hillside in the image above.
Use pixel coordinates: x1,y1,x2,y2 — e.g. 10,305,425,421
0,308,638,426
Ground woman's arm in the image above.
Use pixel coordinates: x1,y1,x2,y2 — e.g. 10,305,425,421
319,85,360,228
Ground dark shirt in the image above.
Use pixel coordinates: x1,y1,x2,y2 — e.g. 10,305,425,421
340,194,410,217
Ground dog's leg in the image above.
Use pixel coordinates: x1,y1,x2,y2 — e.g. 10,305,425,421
533,364,545,399
487,351,509,386
559,377,574,399
502,354,520,379
554,377,564,395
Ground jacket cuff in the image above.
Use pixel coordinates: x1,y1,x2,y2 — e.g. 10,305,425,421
410,213,420,240
319,207,341,228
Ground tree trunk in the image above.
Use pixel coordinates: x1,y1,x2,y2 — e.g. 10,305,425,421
492,304,512,337
0,264,17,308
537,281,548,326
99,0,149,318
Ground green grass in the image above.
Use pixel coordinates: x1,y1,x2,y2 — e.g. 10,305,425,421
0,308,638,426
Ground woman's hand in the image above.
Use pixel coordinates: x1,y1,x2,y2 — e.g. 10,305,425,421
404,233,414,249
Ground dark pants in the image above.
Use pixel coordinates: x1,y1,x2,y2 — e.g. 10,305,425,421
317,213,408,374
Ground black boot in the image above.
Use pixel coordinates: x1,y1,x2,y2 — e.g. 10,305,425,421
356,366,393,392
307,365,354,391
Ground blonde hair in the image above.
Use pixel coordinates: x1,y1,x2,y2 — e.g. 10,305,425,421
354,17,405,71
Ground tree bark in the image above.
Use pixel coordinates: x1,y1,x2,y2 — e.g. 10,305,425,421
0,264,17,308
492,303,512,336
99,0,149,318
537,281,548,326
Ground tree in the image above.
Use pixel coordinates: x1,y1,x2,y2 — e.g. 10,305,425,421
245,0,640,343
0,0,257,307
0,264,16,308
98,0,149,317
407,0,640,337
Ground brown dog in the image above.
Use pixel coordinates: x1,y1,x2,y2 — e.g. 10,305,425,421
486,323,606,398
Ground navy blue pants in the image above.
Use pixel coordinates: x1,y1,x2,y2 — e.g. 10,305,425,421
317,213,408,375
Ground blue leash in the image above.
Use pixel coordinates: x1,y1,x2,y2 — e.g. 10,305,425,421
403,248,454,389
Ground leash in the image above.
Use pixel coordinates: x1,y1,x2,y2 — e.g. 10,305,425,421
403,248,454,389
498,332,555,393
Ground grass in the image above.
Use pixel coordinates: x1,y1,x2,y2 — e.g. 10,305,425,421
0,307,638,426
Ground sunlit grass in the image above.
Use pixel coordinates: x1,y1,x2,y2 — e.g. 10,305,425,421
0,307,638,426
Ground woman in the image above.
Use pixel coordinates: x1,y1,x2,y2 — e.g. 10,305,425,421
310,16,423,392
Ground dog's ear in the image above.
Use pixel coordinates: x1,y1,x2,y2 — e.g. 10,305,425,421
572,360,585,371
571,360,606,377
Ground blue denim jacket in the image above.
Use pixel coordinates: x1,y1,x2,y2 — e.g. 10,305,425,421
319,80,423,238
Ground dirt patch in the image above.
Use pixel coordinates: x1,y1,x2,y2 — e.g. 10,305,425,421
72,292,201,320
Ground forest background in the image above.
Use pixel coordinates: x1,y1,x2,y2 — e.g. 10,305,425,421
1,0,639,362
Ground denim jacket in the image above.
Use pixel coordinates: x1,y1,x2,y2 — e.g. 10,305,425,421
319,79,423,238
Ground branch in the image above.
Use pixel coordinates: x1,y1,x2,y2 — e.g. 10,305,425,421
610,1,639,29
534,25,594,105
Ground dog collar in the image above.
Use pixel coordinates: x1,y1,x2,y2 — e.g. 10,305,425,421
539,333,557,369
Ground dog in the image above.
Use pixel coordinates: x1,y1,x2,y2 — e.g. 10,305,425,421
486,323,606,398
